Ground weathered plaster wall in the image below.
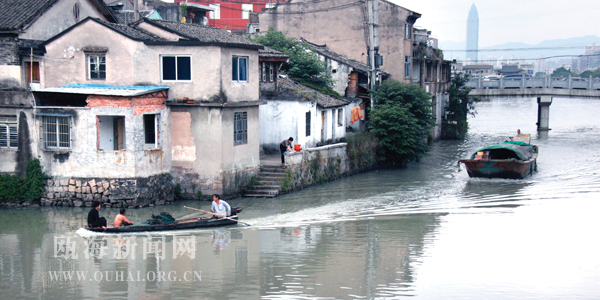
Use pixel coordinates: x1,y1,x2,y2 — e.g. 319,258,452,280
259,100,315,153
19,0,109,41
35,94,170,178
318,56,353,95
42,21,140,88
279,142,377,193
170,105,261,198
260,0,414,81
0,91,34,175
220,48,260,102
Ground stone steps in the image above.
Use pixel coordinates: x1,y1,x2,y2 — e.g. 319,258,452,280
242,164,288,198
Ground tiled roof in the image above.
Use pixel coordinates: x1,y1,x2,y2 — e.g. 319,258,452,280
96,19,165,42
0,0,59,31
259,46,289,59
277,76,348,108
0,0,116,32
114,10,157,24
139,19,263,48
301,38,371,74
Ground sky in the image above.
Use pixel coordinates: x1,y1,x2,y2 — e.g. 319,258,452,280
391,0,600,47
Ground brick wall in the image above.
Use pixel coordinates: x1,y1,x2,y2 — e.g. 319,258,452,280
86,93,167,115
0,36,19,65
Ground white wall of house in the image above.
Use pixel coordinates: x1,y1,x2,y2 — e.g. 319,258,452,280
42,20,260,103
33,106,171,178
259,100,316,153
317,56,352,96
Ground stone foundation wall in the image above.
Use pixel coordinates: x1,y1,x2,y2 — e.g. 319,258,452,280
40,173,174,207
281,139,378,193
172,166,260,200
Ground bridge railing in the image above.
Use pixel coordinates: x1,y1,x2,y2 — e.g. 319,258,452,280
466,75,600,90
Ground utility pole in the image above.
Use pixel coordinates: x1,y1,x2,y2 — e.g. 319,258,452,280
367,0,379,107
134,0,139,21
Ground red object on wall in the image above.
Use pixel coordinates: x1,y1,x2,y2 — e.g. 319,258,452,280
294,144,301,151
176,0,286,31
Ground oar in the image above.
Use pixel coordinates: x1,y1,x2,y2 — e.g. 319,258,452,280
183,206,250,226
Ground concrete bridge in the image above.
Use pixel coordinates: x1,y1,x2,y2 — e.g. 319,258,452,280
467,76,600,131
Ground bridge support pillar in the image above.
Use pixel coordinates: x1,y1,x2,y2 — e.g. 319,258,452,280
537,96,552,131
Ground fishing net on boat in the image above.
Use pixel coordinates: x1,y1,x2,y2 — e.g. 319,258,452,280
141,212,176,225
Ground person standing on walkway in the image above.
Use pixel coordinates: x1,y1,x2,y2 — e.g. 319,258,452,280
280,137,294,168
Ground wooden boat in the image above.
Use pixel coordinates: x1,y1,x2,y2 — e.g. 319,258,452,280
459,135,538,179
84,207,243,233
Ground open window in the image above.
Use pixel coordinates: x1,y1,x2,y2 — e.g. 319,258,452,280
97,116,125,151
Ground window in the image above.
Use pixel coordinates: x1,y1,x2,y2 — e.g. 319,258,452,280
161,55,191,81
242,4,253,19
209,4,220,19
88,54,106,80
405,22,412,39
98,116,125,151
405,56,411,78
42,116,71,150
144,114,159,147
261,62,275,82
234,112,247,145
0,115,18,148
73,1,80,21
232,56,248,82
25,61,40,84
337,108,343,126
305,111,311,137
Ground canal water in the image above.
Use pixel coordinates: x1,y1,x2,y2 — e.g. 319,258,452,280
1,97,599,299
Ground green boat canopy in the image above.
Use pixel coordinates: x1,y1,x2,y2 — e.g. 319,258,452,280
470,142,535,160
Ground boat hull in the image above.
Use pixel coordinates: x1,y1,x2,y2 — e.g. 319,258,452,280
84,216,239,233
459,156,537,179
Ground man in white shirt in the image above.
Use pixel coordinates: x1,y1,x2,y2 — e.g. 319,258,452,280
211,194,231,218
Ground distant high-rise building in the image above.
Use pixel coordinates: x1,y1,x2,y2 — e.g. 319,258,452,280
466,4,479,63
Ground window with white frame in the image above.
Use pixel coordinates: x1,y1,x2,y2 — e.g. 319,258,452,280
405,56,411,78
161,55,191,81
232,56,248,82
42,115,71,150
261,62,275,82
337,108,343,126
87,54,106,80
209,4,220,19
234,112,247,145
242,3,253,19
144,114,159,147
0,115,18,148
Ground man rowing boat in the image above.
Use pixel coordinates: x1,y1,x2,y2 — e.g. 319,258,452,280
211,194,231,218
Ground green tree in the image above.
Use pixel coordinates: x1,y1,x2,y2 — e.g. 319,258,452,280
368,80,435,165
0,158,49,202
552,67,574,77
252,27,337,96
578,67,600,78
442,73,475,140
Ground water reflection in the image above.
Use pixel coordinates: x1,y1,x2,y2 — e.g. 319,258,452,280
1,97,599,299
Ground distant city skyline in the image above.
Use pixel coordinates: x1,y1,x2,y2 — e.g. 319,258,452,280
395,0,600,47
466,4,479,62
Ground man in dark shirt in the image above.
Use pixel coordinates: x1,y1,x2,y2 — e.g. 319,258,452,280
280,137,294,168
87,200,107,230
